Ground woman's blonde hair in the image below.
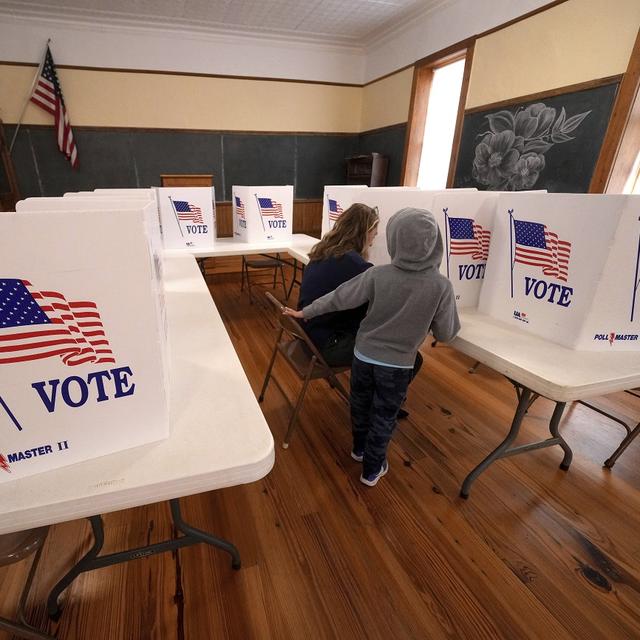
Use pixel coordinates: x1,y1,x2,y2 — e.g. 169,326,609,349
308,203,379,262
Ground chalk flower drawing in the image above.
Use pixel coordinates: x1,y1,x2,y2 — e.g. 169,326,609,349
472,102,591,190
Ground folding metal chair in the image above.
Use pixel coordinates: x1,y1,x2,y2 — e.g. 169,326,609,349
0,526,54,640
240,253,287,304
259,292,350,448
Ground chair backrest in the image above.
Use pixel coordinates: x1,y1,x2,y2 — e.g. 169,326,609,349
264,292,332,367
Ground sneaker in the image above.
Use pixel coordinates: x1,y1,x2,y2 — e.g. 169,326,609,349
360,460,389,487
351,450,364,462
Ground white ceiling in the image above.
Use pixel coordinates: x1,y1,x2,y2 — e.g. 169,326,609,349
0,0,451,47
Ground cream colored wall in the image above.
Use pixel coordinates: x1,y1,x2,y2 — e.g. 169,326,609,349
466,0,640,108
0,65,363,133
360,68,413,131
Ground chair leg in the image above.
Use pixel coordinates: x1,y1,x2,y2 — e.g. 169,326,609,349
283,356,316,449
0,529,55,640
259,331,282,402
278,263,287,299
327,371,350,403
240,257,246,292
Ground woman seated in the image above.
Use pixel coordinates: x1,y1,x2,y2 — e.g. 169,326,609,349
298,203,379,367
298,203,424,409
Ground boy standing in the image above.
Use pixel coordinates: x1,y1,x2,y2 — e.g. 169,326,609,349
285,208,460,486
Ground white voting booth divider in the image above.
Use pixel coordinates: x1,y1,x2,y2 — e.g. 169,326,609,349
232,186,293,243
0,209,170,481
320,185,369,236
432,191,497,309
479,193,640,351
357,188,466,266
155,187,216,250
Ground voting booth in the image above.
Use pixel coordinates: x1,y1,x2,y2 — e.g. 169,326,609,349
479,193,640,350
432,191,497,308
357,188,439,265
232,186,293,243
321,185,369,236
0,209,170,481
155,187,216,250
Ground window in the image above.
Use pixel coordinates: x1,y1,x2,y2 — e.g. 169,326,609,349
417,59,466,189
401,45,473,188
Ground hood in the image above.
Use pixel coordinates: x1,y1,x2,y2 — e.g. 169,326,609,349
386,207,443,272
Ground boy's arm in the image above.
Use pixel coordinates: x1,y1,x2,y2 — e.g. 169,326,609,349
303,269,373,319
431,283,461,343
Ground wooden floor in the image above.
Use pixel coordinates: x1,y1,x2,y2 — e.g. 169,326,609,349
2,271,640,639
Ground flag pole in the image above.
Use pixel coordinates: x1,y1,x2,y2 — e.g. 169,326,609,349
9,38,51,154
255,194,266,232
0,395,23,431
169,196,184,237
509,209,515,299
443,208,450,278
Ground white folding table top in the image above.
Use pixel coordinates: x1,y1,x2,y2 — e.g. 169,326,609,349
453,310,640,402
163,233,318,265
0,255,274,534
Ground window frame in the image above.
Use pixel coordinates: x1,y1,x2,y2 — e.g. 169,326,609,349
401,41,474,187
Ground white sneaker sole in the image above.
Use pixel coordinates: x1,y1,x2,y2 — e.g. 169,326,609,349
360,462,389,487
351,451,363,462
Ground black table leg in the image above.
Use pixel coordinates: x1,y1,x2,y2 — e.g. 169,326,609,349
47,498,240,620
460,388,572,498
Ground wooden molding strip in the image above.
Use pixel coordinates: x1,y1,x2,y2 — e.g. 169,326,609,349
464,75,623,115
447,42,475,188
0,60,361,88
589,27,640,193
3,122,404,137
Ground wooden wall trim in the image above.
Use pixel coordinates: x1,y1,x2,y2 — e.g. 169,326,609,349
464,75,623,115
447,43,475,188
401,65,433,186
0,60,361,88
589,27,640,193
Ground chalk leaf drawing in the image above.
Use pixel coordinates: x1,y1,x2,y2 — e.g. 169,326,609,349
471,102,591,190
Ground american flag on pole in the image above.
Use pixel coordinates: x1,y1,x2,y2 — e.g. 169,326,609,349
235,196,245,218
29,45,78,168
173,200,203,224
448,217,491,261
513,219,571,282
257,197,283,219
328,199,343,222
0,279,114,366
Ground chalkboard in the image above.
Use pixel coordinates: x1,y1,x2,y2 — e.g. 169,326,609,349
453,81,619,193
8,122,407,201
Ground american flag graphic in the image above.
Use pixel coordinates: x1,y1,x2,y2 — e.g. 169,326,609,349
235,196,245,218
448,217,491,261
173,200,203,224
0,279,115,366
513,219,571,282
328,199,343,222
30,46,78,168
257,197,283,219
0,454,10,473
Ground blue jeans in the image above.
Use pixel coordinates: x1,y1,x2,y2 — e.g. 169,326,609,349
350,357,413,477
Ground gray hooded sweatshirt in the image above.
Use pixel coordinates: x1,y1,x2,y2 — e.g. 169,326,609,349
302,207,461,367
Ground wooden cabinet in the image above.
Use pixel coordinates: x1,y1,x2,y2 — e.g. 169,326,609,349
345,153,388,187
160,174,213,187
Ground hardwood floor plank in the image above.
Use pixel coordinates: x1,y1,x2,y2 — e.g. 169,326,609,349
1,274,639,639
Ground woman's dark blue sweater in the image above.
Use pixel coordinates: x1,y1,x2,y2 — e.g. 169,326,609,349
298,250,372,348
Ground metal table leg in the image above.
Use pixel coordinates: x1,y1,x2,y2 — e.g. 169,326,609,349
460,387,572,498
47,498,240,620
604,422,640,468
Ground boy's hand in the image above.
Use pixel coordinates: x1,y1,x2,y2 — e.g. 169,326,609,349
283,306,304,319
